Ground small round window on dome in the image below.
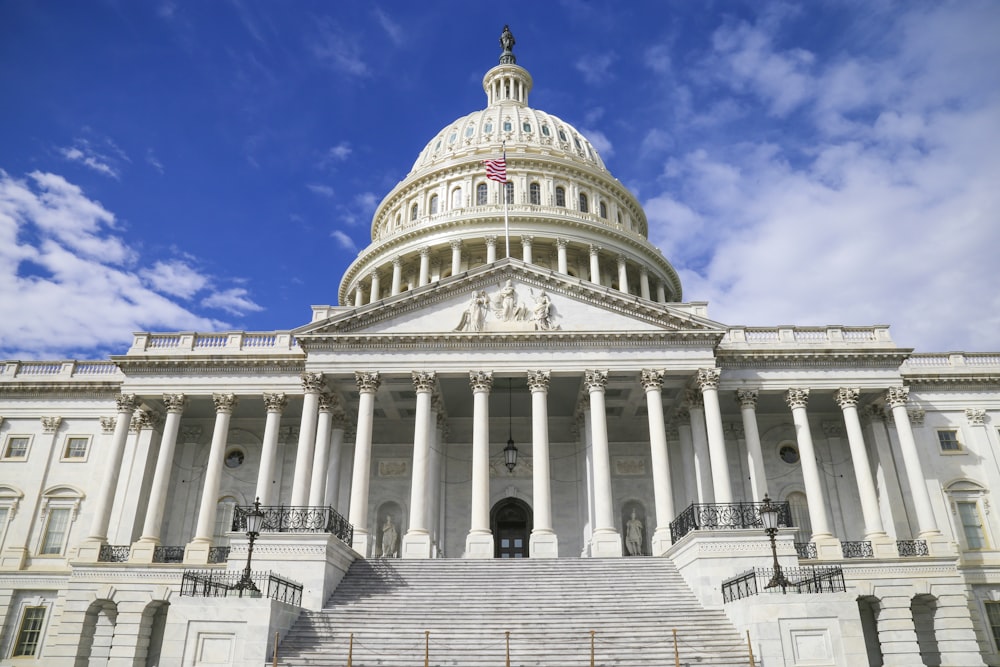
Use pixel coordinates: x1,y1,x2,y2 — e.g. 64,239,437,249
225,448,245,469
779,444,800,464
484,122,493,134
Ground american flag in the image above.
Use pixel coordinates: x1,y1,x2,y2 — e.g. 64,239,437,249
483,157,507,183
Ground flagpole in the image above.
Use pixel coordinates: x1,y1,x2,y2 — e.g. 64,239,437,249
503,142,510,258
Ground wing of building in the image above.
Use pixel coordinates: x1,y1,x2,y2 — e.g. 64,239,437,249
2,27,999,667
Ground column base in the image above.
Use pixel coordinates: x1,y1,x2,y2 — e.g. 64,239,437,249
465,531,494,558
590,529,623,558
401,531,432,559
183,538,212,565
811,533,843,561
75,539,105,563
130,538,160,563
352,530,372,558
651,528,672,557
529,530,559,558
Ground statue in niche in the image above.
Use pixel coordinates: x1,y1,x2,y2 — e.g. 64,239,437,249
454,290,490,332
531,289,559,331
380,515,398,558
625,509,644,556
492,279,528,322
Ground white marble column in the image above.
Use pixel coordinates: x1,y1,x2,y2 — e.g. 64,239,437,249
186,393,237,563
886,386,941,538
450,240,462,276
835,388,894,554
521,235,533,264
349,371,381,557
85,394,138,547
586,370,622,557
736,389,767,501
466,371,494,558
403,371,436,558
485,235,497,264
616,255,629,293
309,394,336,506
324,414,348,509
291,372,324,506
133,394,185,557
354,281,365,307
428,406,446,556
642,370,674,555
391,257,402,296
418,247,431,286
686,391,714,503
785,389,838,553
368,271,380,302
697,369,732,504
589,245,602,285
528,370,557,557
639,268,650,300
556,238,568,274
256,392,287,505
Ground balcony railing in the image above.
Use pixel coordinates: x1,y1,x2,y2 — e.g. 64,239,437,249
841,541,874,559
722,566,846,602
180,570,302,606
98,544,228,563
153,546,185,563
97,544,131,562
232,504,354,545
795,542,818,559
896,540,929,557
669,501,793,542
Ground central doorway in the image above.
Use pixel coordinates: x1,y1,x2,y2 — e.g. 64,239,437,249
490,497,532,558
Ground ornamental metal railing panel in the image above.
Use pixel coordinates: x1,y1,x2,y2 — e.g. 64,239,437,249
180,570,302,606
896,539,930,557
152,546,185,563
231,505,354,545
208,546,230,564
795,542,818,559
722,566,846,603
97,544,131,562
669,501,793,542
841,540,874,559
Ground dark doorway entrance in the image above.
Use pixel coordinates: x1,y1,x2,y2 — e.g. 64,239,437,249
491,498,532,558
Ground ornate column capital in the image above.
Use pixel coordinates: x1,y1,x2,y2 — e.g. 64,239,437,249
696,368,721,391
724,422,745,439
355,371,381,392
834,387,860,409
589,244,601,256
469,370,493,392
521,235,533,247
318,393,339,413
616,254,627,267
527,370,550,392
419,246,431,258
130,409,160,432
664,420,679,438
675,406,690,421
484,235,497,246
640,369,664,391
908,408,926,425
785,388,810,410
391,256,402,268
366,269,378,281
862,405,886,422
412,371,437,393
584,369,608,391
212,393,238,414
885,385,909,408
331,413,349,430
263,392,288,413
100,417,117,434
556,238,568,249
41,416,62,433
450,239,463,251
163,393,186,414
115,393,138,413
301,372,325,393
684,389,704,410
736,389,758,409
966,408,986,426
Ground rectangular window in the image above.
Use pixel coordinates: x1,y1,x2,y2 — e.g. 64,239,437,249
12,606,46,657
63,437,89,460
0,507,9,548
957,501,987,549
986,602,1000,650
3,436,29,458
39,508,71,555
938,429,961,452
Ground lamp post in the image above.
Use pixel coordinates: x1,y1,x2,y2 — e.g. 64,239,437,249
504,378,518,472
760,494,789,592
234,497,265,596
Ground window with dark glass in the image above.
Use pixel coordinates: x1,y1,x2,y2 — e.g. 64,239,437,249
13,606,46,657
938,430,961,452
476,183,488,205
541,124,550,136
429,195,439,215
503,182,514,204
503,121,512,132
599,201,607,219
410,203,418,221
579,193,589,213
555,186,565,207
4,436,29,458
63,437,88,459
522,122,531,132
529,182,540,205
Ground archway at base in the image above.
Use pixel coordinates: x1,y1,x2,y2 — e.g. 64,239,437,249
490,497,533,558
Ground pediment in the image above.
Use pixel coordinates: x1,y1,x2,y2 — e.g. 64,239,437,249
295,260,725,343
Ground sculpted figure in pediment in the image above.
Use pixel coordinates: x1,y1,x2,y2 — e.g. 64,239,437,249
531,288,559,331
492,280,528,322
454,290,490,332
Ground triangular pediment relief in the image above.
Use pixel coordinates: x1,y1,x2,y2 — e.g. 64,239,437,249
295,260,724,342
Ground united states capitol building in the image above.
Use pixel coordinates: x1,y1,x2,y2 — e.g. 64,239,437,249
2,28,1000,667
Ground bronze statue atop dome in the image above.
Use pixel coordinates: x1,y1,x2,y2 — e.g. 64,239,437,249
499,25,516,65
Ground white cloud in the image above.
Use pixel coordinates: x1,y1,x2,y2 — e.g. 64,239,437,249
325,142,352,162
354,192,378,212
146,149,165,173
201,287,263,316
307,183,335,197
373,7,403,46
60,141,121,179
575,52,616,84
140,260,209,298
644,44,672,74
331,230,358,252
581,129,614,159
311,20,369,76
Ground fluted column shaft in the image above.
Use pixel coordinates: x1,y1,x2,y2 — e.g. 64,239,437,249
325,415,347,509
485,236,497,264
309,395,336,506
529,371,553,532
404,372,436,558
736,390,767,501
686,394,714,503
139,394,185,542
589,246,601,285
697,369,732,504
89,394,138,541
291,373,324,506
469,372,492,534
836,388,886,538
194,394,237,541
418,247,430,286
642,370,674,551
349,372,381,555
639,269,650,300
256,393,287,505
391,258,402,296
369,272,380,302
556,239,568,274
785,389,833,539
887,386,940,536
617,256,629,293
586,370,622,556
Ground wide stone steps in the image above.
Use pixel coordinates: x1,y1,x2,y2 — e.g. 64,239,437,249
277,557,750,667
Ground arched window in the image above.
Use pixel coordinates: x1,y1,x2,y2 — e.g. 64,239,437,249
451,187,462,209
599,201,607,219
529,182,540,205
410,203,418,221
429,195,439,215
476,183,488,206
579,193,589,213
503,182,514,205
555,186,566,207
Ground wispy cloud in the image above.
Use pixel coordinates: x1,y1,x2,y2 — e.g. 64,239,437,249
146,149,164,173
373,7,403,46
59,138,128,179
140,259,208,298
331,230,358,252
322,142,353,165
201,287,263,315
307,183,335,197
575,52,616,84
311,19,369,76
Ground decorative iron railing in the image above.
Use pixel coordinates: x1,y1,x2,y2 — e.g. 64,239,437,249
669,501,793,542
232,505,353,544
97,544,131,562
180,570,302,606
795,542,818,559
841,540,874,559
208,546,230,564
896,539,929,557
722,566,846,602
152,546,185,563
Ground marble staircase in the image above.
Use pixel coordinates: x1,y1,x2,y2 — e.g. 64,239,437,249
276,557,751,666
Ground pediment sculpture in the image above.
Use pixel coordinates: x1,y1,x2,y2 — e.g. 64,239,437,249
454,280,560,332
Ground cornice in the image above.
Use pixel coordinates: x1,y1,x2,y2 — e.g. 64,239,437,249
0,382,122,398
717,350,910,369
902,375,1000,389
113,355,306,376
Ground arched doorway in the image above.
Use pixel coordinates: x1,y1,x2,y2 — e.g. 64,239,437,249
491,498,532,558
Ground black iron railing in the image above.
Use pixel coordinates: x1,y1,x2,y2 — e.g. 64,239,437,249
97,544,131,562
841,540,874,558
180,569,302,606
669,501,793,542
896,539,929,557
795,542,818,559
208,546,230,564
722,566,846,602
152,546,185,563
232,504,353,544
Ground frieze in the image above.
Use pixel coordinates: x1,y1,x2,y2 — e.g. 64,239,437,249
378,459,409,478
966,408,987,426
454,280,560,332
613,456,647,476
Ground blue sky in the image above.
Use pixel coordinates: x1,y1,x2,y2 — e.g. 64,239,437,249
1,1,998,359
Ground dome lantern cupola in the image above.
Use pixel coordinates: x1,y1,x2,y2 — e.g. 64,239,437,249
483,25,532,107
